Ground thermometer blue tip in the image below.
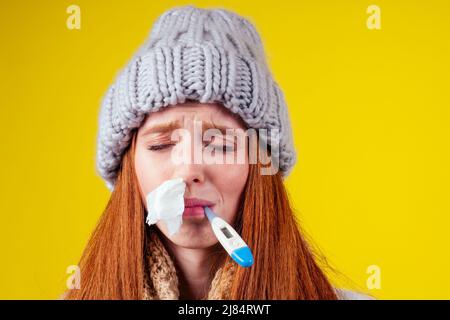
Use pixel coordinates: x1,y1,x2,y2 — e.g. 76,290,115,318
231,246,254,267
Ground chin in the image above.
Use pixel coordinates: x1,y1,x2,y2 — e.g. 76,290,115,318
162,224,218,248
175,238,218,249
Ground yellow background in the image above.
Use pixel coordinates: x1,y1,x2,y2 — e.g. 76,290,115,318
1,0,449,299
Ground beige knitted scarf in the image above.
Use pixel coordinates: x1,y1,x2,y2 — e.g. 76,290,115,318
142,230,237,300
141,230,371,300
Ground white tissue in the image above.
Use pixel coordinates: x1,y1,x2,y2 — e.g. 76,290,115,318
145,177,186,236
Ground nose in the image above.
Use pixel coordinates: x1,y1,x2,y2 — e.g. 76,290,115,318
174,161,205,185
172,129,206,186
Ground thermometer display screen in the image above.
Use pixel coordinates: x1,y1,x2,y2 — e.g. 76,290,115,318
220,227,233,239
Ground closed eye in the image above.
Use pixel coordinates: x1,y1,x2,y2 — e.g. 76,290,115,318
147,142,235,152
206,142,235,152
213,145,235,152
147,143,175,151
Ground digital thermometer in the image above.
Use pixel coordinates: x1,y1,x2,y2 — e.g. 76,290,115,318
204,206,254,268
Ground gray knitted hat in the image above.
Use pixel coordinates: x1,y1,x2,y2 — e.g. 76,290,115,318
96,5,296,191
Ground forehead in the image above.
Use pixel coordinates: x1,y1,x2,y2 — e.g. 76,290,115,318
139,102,247,130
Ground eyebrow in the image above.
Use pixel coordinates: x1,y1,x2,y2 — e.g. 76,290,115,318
140,120,181,136
140,120,233,136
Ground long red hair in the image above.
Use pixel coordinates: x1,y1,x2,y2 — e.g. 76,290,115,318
64,129,338,299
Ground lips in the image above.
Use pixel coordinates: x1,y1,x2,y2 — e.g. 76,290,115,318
183,198,215,217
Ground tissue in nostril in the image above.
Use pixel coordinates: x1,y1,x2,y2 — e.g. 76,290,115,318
145,177,186,236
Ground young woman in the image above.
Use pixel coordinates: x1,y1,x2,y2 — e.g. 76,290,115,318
63,5,373,300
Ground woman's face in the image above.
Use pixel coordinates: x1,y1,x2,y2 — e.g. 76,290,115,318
134,102,249,249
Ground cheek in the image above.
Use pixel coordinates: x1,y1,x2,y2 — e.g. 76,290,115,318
134,145,168,197
214,162,249,216
217,143,250,196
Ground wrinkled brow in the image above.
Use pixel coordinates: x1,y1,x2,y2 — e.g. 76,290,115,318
139,120,181,136
140,120,233,136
